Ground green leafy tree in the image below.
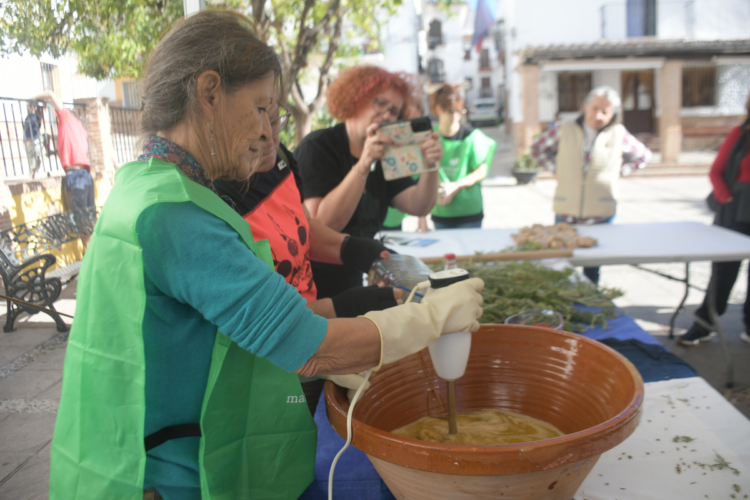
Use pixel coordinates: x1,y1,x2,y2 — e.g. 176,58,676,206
0,0,183,80
2,0,454,142
236,0,410,144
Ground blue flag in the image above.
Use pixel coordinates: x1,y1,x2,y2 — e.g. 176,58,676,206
471,0,495,51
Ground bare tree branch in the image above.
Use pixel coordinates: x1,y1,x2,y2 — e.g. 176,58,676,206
289,0,340,85
278,37,293,70
289,81,309,117
309,6,342,116
307,0,340,39
250,0,271,40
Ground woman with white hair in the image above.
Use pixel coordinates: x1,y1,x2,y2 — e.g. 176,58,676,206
530,85,651,284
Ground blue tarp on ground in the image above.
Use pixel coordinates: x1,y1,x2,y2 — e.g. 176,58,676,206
298,309,697,500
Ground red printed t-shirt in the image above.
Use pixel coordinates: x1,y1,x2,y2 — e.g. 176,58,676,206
55,108,90,171
214,145,317,301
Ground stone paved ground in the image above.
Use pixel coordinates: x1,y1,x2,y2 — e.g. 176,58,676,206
2,124,749,498
0,284,75,498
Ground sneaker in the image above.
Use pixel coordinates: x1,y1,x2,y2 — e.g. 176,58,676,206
741,332,750,344
678,325,715,346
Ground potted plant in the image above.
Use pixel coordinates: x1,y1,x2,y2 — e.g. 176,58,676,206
512,152,542,185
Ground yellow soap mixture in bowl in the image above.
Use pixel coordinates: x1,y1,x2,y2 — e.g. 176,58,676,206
392,408,564,445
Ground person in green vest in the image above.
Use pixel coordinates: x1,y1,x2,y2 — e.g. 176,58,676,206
429,85,497,230
48,11,485,500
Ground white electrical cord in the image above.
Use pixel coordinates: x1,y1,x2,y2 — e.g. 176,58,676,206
327,280,432,500
327,368,372,500
405,280,430,304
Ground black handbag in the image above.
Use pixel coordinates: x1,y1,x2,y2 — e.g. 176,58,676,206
706,192,720,212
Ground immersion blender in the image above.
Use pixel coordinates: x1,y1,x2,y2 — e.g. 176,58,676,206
426,266,472,435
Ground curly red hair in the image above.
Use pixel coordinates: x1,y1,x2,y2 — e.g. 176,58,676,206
326,65,412,121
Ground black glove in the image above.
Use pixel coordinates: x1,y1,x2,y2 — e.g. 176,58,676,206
331,285,399,318
340,236,396,274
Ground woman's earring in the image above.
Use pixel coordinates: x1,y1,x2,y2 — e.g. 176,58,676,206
209,120,216,157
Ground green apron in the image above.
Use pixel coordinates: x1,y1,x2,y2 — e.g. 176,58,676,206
50,158,317,499
382,174,421,228
432,128,497,219
382,206,408,228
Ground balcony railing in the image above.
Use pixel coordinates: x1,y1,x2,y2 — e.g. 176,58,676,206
0,97,88,180
109,106,142,165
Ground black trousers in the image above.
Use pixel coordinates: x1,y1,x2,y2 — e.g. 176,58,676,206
692,204,750,331
692,260,750,330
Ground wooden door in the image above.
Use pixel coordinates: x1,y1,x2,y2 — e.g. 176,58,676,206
621,70,654,134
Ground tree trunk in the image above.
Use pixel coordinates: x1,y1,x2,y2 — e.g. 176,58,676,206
294,109,314,145
286,2,342,145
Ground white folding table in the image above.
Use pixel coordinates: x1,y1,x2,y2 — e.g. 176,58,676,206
381,222,750,387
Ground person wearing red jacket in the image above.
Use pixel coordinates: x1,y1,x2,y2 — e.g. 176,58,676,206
33,90,95,253
679,92,750,346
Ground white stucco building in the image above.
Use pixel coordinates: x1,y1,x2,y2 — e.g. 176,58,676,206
0,52,116,104
378,0,505,111
498,0,750,159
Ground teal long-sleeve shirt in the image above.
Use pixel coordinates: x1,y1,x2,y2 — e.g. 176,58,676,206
138,201,328,499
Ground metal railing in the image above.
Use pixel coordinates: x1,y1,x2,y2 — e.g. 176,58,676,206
109,106,141,165
0,97,88,180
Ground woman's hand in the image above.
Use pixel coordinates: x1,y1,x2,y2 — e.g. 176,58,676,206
340,235,396,273
439,181,462,206
357,123,391,174
421,132,444,168
417,216,430,233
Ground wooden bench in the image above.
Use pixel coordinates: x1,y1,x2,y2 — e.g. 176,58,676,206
0,207,98,332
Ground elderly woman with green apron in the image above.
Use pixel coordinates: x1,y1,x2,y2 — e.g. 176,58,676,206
49,11,484,500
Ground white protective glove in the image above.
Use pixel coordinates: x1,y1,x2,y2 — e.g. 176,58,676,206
322,374,370,403
323,373,370,392
363,277,484,370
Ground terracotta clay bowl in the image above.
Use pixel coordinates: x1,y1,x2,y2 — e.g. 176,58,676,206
325,324,644,500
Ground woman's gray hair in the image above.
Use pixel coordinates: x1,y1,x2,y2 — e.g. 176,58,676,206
583,86,622,113
140,10,281,135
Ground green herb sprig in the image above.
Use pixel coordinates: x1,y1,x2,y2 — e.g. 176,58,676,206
430,260,623,333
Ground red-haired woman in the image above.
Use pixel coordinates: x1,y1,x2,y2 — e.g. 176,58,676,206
296,65,442,298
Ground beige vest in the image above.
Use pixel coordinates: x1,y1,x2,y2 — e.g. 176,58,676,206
553,121,626,219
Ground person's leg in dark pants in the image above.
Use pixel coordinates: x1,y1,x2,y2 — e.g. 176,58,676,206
583,266,601,284
679,260,742,345
61,173,71,212
301,378,326,417
65,169,95,253
554,214,610,285
433,220,482,230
